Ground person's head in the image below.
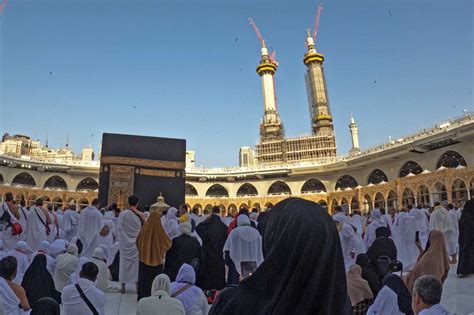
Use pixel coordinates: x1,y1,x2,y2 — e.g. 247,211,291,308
212,206,220,215
446,203,453,210
237,214,251,227
355,253,370,267
15,241,28,254
100,224,110,237
30,252,48,270
179,204,189,216
334,205,342,213
179,221,192,236
79,262,99,282
371,208,382,220
0,256,18,280
4,192,14,205
20,199,26,207
151,274,171,296
92,247,106,262
407,204,413,211
380,208,386,215
114,208,121,217
110,203,118,211
66,243,79,257
238,208,250,217
203,209,209,216
412,275,443,314
128,195,139,208
176,263,196,285
47,204,53,212
251,208,258,214
39,240,50,253
433,201,441,207
30,297,60,315
390,208,397,216
36,198,44,207
463,200,474,214
91,198,101,209
161,208,167,217
375,226,391,238
192,207,199,215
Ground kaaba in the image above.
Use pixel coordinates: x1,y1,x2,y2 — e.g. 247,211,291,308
99,133,186,210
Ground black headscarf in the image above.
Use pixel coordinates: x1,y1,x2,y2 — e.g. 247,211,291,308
256,211,269,237
457,199,474,275
382,274,413,315
356,253,381,296
209,198,352,315
375,226,391,238
21,255,61,307
30,297,60,315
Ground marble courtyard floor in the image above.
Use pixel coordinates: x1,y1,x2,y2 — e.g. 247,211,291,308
102,265,474,315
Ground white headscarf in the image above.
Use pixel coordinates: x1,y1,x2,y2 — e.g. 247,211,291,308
57,243,79,270
429,205,454,233
170,264,208,314
152,273,171,296
179,221,192,236
367,285,403,315
0,277,20,315
164,208,179,239
223,215,263,276
365,209,386,248
49,239,68,258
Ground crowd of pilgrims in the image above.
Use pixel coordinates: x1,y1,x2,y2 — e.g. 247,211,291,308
0,190,473,315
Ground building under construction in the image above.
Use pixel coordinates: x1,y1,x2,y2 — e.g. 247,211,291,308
250,7,343,166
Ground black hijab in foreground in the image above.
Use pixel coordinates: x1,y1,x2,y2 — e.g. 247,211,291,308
458,200,474,275
382,274,413,315
21,254,61,307
210,197,352,315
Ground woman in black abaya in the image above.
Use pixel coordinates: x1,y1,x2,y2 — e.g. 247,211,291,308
210,197,352,315
457,199,474,276
21,255,61,307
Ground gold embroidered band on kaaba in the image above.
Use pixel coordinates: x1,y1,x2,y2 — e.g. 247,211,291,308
101,156,185,170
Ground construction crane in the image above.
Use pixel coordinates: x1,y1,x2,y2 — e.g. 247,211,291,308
248,17,279,109
313,3,324,43
0,0,8,13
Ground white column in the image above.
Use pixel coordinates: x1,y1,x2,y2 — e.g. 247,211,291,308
261,73,276,112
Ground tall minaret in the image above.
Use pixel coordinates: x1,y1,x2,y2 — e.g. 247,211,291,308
256,43,284,142
349,114,361,155
304,31,335,137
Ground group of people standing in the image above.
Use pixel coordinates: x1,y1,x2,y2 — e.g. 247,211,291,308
0,189,473,315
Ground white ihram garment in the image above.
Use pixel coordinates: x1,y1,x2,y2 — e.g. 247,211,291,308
62,278,106,315
429,206,456,255
397,215,419,271
448,209,460,255
223,215,263,276
0,277,21,315
364,209,385,248
410,208,429,249
17,207,29,242
77,206,103,258
25,206,49,252
61,209,80,242
0,203,20,252
117,210,141,284
367,285,403,315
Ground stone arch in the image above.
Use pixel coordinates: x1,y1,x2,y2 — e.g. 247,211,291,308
399,161,424,177
363,194,373,212
436,150,467,169
218,204,226,212
12,172,36,187
239,203,249,210
236,183,258,197
402,188,415,207
192,204,203,212
335,175,358,190
43,175,68,190
330,199,338,212
268,181,291,195
76,177,99,191
264,202,274,209
185,183,198,197
301,178,326,194
205,184,229,197
433,182,448,203
387,190,397,209
367,169,389,185
0,173,3,184
374,192,384,209
204,204,213,211
417,185,430,207
451,178,468,204
27,194,38,207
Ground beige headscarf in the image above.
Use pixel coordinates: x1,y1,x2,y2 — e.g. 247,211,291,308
405,229,450,293
346,265,374,306
136,211,172,266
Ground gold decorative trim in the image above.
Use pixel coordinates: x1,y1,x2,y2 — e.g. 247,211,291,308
101,156,185,170
140,168,176,178
108,165,135,207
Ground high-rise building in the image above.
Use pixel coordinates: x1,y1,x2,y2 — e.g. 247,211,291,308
186,151,196,169
239,147,256,167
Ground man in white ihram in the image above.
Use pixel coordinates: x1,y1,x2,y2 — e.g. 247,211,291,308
62,261,105,315
77,199,103,258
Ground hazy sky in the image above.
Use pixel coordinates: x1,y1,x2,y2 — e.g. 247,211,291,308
1,0,472,167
